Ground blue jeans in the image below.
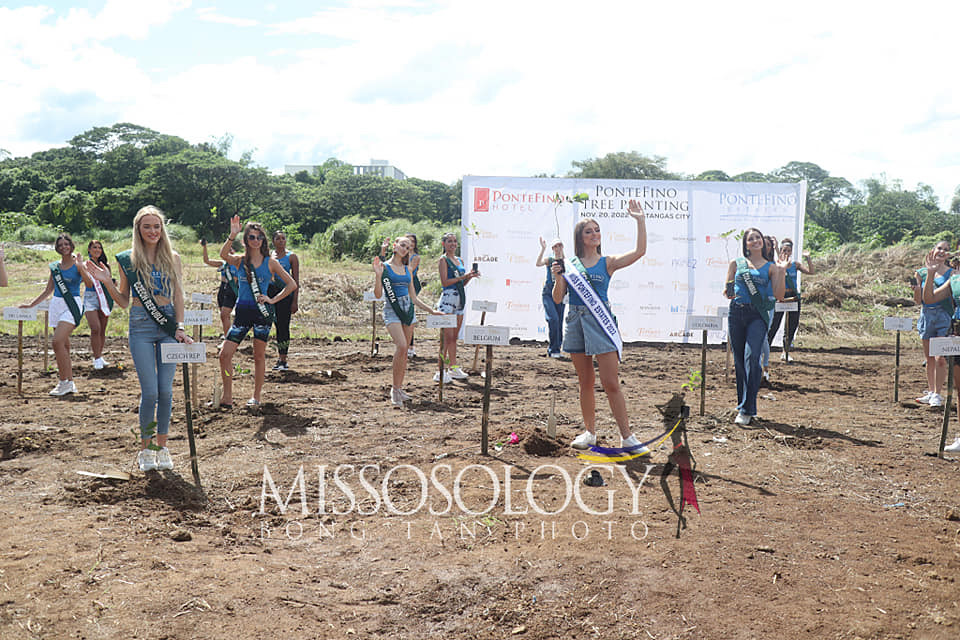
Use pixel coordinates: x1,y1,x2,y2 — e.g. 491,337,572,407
729,302,767,416
543,292,564,354
129,305,177,439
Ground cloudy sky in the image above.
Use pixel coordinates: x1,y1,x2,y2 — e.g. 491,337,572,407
2,1,959,206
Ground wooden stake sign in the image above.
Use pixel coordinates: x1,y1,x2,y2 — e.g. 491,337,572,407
161,342,207,488
470,300,497,373
363,291,383,356
5,306,37,395
718,307,730,382
427,314,458,402
686,315,724,416
928,336,960,457
883,316,913,402
464,324,509,455
184,307,213,408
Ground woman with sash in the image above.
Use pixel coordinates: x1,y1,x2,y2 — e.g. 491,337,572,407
201,238,238,336
85,206,192,472
84,240,113,370
380,234,422,357
911,240,953,407
436,232,478,382
921,249,960,453
269,230,299,371
551,201,648,451
373,235,441,407
218,216,298,408
724,228,786,426
766,237,814,363
536,237,566,359
21,233,86,396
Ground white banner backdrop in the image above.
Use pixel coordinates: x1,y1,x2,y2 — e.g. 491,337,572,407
461,177,807,344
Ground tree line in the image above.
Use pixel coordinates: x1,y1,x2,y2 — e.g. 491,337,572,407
1,124,958,258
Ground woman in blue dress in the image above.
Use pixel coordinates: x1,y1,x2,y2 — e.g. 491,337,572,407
912,240,953,407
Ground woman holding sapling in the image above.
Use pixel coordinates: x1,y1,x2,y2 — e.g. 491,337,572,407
724,228,785,426
218,216,298,408
912,240,953,407
85,206,192,472
552,200,648,453
373,235,441,407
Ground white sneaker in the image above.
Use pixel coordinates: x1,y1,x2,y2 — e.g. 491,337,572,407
550,352,563,359
449,366,469,380
155,447,174,470
93,358,104,370
407,347,416,357
138,449,157,472
571,431,597,449
621,434,650,456
397,388,412,401
49,380,75,396
944,437,960,453
928,393,944,407
916,391,933,404
433,370,453,384
780,353,794,363
735,412,752,426
390,388,404,407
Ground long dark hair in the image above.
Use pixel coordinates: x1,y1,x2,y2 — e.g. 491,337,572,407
741,228,763,258
573,218,601,258
242,222,270,271
87,240,108,266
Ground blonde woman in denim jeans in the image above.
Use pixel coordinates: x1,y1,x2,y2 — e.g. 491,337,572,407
86,206,192,472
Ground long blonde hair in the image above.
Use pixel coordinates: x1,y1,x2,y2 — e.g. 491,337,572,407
131,205,181,298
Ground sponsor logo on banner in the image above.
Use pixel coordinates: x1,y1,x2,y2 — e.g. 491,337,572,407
476,254,499,263
673,236,695,242
590,185,689,220
505,279,532,287
474,188,490,212
671,281,690,292
506,229,535,241
670,305,688,314
610,280,630,290
636,328,661,339
671,258,697,269
640,257,664,267
705,257,728,269
636,281,665,290
606,232,630,243
636,304,661,315
483,189,559,212
507,254,531,265
506,301,531,312
703,304,720,316
669,330,695,338
718,193,798,208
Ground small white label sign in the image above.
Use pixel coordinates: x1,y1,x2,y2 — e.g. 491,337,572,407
191,292,214,305
160,342,208,363
464,325,510,345
717,307,729,319
184,309,213,326
686,315,724,331
883,317,914,332
930,337,960,357
426,314,459,329
472,300,498,313
4,307,37,321
775,301,799,312
363,291,383,302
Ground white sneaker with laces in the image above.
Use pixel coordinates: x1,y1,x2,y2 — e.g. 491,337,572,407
449,366,469,380
407,347,416,357
391,388,404,407
397,388,412,401
944,437,960,453
433,370,453,384
735,412,752,426
50,380,75,396
621,434,650,456
571,431,597,449
93,358,104,370
928,393,944,407
155,447,174,470
916,390,933,404
138,449,157,472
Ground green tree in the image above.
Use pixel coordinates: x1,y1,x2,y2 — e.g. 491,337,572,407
34,188,95,232
695,170,731,182
567,151,679,180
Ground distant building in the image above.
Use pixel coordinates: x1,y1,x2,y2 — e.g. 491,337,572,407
283,159,407,180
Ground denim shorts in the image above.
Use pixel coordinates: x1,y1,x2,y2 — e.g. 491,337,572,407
436,289,465,315
226,305,272,343
383,295,417,325
83,289,104,312
918,306,951,339
562,304,617,355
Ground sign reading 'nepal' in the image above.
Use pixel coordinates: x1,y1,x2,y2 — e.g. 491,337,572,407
460,176,807,345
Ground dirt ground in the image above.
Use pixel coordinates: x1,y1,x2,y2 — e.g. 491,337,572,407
1,325,959,640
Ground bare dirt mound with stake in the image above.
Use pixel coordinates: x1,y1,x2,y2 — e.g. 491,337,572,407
1,332,959,639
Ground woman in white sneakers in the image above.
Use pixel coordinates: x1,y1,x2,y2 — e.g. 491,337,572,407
21,233,87,396
912,240,953,407
552,201,648,453
920,248,960,453
84,240,113,370
435,232,478,382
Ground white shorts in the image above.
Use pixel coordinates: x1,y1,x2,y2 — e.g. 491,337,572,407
49,295,82,328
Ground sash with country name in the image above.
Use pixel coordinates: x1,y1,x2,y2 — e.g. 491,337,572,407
735,257,775,326
219,263,239,297
115,250,178,338
443,256,466,309
50,262,82,325
244,259,275,321
382,266,414,325
564,257,622,360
